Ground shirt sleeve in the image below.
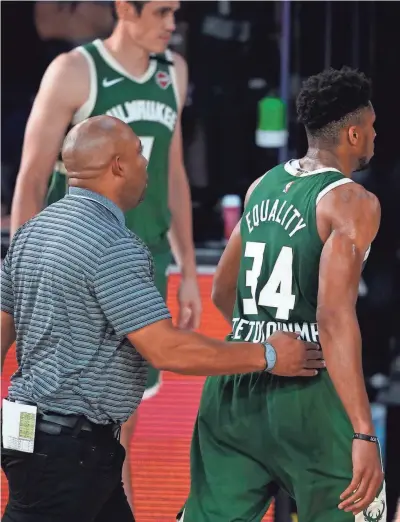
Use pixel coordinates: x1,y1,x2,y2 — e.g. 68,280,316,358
93,236,171,337
1,251,14,315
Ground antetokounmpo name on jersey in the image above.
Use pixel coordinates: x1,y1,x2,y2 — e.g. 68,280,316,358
245,199,306,238
231,318,319,343
106,100,177,131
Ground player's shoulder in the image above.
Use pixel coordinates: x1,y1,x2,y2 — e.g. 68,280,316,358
39,48,90,107
244,167,277,206
319,179,380,223
169,50,187,70
46,48,88,79
326,180,379,208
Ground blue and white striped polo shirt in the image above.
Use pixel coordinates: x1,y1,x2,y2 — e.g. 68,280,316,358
1,188,171,424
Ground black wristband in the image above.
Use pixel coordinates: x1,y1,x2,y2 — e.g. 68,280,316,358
353,433,378,443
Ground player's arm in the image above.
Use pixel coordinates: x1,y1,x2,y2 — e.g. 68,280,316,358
317,183,381,433
95,238,323,378
212,177,264,322
10,51,89,237
167,52,196,279
127,320,322,377
167,52,201,328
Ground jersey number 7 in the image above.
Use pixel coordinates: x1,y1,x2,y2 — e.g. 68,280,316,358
139,136,155,163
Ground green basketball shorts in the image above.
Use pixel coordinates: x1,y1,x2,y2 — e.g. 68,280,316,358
179,370,386,522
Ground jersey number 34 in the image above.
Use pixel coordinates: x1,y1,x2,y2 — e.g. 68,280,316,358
243,242,296,320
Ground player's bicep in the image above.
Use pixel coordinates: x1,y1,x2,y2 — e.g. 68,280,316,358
169,52,187,174
317,229,364,316
317,184,381,317
168,116,184,174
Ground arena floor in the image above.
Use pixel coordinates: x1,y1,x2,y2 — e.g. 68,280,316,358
0,272,274,521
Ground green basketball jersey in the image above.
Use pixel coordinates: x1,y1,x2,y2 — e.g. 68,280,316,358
47,39,179,253
230,160,355,344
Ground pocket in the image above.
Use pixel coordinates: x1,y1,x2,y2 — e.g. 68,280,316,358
79,439,125,473
2,449,48,507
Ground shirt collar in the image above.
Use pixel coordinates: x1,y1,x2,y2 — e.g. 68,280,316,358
68,187,125,226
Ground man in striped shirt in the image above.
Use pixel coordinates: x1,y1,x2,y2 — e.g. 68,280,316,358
1,115,324,522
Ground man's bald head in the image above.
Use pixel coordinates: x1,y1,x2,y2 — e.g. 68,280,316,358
62,115,136,180
62,115,148,211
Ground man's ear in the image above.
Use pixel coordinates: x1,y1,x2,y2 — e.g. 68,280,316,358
348,125,359,146
114,1,138,22
111,155,124,178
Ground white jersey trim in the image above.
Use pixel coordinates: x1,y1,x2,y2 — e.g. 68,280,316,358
165,49,180,110
316,178,354,205
72,47,98,125
285,159,342,177
93,39,157,84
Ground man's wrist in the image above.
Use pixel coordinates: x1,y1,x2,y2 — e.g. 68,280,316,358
261,342,277,372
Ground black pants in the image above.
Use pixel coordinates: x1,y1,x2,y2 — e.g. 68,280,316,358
1,424,134,522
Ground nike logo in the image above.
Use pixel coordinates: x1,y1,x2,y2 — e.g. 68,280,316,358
102,77,124,88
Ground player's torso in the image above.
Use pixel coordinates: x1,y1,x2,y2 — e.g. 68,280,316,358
231,161,349,344
48,39,179,251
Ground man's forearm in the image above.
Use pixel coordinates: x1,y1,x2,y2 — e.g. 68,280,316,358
11,179,45,237
153,330,266,375
168,172,196,278
318,309,374,433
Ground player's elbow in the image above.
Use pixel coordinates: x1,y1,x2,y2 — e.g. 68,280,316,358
211,282,222,308
146,348,184,373
211,280,227,310
143,347,167,371
317,304,356,337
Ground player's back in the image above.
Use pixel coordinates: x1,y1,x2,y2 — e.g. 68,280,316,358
232,160,352,344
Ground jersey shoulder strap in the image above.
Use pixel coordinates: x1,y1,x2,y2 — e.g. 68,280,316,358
315,175,353,205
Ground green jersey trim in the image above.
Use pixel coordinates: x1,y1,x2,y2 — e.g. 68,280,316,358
316,177,354,204
164,48,180,110
72,46,97,125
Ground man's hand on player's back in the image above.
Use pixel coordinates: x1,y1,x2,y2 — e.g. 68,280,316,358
267,331,324,377
127,319,324,377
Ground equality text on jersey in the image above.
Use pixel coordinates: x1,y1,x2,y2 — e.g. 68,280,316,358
107,100,177,131
245,199,307,238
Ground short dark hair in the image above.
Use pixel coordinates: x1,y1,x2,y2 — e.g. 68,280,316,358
129,1,149,14
296,66,372,141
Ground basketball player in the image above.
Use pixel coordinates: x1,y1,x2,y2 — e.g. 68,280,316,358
178,67,386,522
10,1,201,509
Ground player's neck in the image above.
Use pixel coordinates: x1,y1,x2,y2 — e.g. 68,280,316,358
301,147,354,178
103,23,151,77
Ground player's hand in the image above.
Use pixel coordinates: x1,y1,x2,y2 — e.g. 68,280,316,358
177,276,202,330
267,331,325,377
339,439,384,515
